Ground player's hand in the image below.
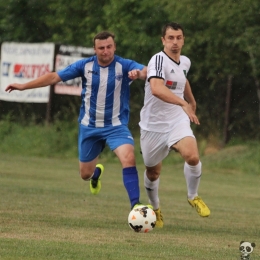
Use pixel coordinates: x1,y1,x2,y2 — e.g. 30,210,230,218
128,69,141,80
188,103,196,113
5,83,25,93
182,104,200,125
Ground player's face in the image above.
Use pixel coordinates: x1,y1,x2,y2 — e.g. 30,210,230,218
161,28,184,54
94,37,116,66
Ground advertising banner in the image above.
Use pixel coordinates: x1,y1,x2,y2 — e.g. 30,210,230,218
54,45,94,96
0,42,55,103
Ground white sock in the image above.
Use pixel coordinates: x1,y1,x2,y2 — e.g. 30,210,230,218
144,170,160,210
184,161,202,200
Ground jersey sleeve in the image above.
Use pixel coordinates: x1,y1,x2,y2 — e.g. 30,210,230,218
147,54,165,81
57,58,87,82
119,57,145,85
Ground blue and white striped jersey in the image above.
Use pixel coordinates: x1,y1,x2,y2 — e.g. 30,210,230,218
58,55,144,128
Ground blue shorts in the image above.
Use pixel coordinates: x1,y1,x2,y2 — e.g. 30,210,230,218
78,124,135,162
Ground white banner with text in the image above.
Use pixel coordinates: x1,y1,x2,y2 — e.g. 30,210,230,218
0,42,55,103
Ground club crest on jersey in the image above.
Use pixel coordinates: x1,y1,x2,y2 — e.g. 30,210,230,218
166,80,177,90
115,74,123,81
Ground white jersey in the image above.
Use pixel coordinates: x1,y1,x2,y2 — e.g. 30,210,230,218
139,51,191,132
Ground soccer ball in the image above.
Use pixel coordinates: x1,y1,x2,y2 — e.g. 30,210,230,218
128,205,156,233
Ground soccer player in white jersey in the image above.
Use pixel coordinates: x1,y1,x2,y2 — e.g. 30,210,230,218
139,22,210,227
5,31,148,211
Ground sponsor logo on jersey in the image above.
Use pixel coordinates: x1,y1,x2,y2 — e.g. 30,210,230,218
170,69,175,73
166,80,177,90
13,64,50,78
88,70,98,75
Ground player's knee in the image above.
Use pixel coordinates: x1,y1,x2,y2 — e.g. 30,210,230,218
186,154,200,166
79,170,92,180
120,152,136,167
146,169,160,182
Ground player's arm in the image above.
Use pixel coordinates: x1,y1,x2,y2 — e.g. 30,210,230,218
150,77,187,106
184,79,196,112
128,66,147,80
5,72,61,93
150,77,200,125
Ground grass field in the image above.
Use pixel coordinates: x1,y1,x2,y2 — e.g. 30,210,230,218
0,143,259,259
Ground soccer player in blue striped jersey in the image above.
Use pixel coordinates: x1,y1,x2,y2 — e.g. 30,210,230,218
5,31,147,210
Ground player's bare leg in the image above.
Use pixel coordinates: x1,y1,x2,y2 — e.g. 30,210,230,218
79,157,104,195
79,158,99,180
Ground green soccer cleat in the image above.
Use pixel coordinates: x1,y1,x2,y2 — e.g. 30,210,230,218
133,203,153,210
90,164,104,195
154,208,164,228
188,196,210,217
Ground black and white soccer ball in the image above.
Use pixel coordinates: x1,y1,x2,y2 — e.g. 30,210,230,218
128,205,156,233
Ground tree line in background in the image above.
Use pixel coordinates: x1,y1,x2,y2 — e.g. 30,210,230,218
0,0,259,145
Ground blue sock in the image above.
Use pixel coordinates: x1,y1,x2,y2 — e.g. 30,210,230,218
92,167,101,180
122,167,140,208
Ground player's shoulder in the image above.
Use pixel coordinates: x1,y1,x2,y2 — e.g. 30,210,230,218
180,55,191,65
151,51,164,59
83,55,96,64
114,55,132,64
114,55,144,70
113,55,132,67
114,54,141,64
72,56,95,66
148,51,164,63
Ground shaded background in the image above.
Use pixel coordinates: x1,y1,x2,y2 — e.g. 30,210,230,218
0,0,259,146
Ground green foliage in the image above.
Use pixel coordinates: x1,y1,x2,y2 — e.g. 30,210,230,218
46,0,108,46
102,0,168,63
0,0,55,42
0,0,260,141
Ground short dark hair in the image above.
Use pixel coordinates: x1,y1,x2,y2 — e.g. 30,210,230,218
93,31,115,46
161,22,184,37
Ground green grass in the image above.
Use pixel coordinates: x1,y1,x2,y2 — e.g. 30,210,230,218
0,143,259,259
0,120,78,158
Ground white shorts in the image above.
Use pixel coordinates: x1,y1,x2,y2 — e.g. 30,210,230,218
140,120,195,167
